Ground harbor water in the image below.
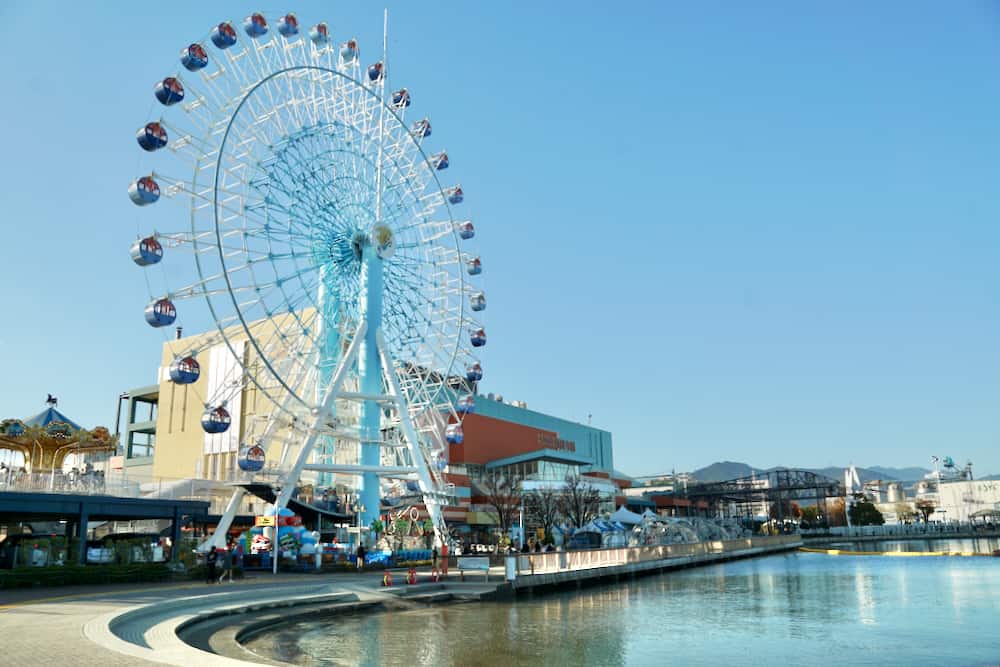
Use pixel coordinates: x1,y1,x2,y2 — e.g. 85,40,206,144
247,540,1000,666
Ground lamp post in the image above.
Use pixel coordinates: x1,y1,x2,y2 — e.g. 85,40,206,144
272,488,281,575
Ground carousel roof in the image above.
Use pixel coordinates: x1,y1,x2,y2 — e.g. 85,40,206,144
22,406,82,431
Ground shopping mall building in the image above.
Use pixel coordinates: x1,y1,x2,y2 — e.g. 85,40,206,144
115,333,628,538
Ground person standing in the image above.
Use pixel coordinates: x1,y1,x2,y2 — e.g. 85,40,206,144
356,543,366,572
205,546,218,584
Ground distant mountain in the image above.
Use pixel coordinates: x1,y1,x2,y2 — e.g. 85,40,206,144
689,461,931,485
690,461,761,482
866,466,931,482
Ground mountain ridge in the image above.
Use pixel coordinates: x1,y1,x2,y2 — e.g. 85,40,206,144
688,461,933,484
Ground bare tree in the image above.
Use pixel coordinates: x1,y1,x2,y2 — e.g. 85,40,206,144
915,498,936,524
476,471,523,540
560,474,602,529
524,487,561,542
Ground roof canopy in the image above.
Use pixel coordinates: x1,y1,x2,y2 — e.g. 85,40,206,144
23,406,82,431
611,506,644,525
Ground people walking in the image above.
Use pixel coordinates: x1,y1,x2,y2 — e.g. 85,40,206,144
218,544,234,583
205,546,218,584
356,543,366,572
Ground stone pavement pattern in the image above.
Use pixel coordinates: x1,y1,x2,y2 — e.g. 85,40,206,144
0,571,473,666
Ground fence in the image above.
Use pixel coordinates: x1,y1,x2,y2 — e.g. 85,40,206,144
801,523,998,539
0,469,261,516
513,535,800,576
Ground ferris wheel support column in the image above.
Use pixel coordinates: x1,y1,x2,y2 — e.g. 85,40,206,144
358,245,385,543
316,265,340,489
377,330,449,549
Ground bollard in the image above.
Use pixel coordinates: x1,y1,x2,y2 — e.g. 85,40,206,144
382,569,393,587
430,566,439,582
407,567,417,585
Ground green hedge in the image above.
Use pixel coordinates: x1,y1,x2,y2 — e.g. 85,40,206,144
0,563,173,590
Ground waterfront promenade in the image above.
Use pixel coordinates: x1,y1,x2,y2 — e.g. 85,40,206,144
0,536,799,665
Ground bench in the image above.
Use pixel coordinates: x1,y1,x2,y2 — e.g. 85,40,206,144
457,556,490,582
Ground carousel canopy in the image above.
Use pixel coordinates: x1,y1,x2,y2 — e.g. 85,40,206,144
22,406,82,431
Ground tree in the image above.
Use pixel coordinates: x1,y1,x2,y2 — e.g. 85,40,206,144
525,487,561,543
915,498,936,523
477,471,523,540
800,505,820,527
827,498,847,527
560,474,602,529
848,500,885,526
894,502,916,524
769,500,803,522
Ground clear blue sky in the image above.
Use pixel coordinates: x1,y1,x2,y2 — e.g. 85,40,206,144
2,2,1000,477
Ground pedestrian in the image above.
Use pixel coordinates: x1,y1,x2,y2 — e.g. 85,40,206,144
205,546,218,584
356,543,366,572
218,545,234,583
431,545,438,569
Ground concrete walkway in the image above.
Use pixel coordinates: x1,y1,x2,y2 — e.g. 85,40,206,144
0,570,488,666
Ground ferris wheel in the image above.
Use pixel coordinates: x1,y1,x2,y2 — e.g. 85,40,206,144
127,11,486,547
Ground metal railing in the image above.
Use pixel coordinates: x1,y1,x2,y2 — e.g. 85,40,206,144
513,535,801,576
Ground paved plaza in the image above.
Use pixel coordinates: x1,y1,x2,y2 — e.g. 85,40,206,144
0,569,492,666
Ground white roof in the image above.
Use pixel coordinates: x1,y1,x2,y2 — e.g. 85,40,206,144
611,506,644,525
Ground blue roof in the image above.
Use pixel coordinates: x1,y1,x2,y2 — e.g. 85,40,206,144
485,448,593,470
23,407,82,431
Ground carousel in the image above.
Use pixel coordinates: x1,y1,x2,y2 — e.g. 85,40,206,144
0,396,115,474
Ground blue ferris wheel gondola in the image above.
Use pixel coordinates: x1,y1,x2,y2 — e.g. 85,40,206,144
144,298,176,327
466,256,482,275
445,423,464,445
128,176,160,206
180,43,208,71
470,328,486,347
154,77,184,106
211,22,238,49
168,356,201,384
412,118,431,138
367,62,384,82
238,443,266,471
466,363,483,382
136,122,168,151
431,151,448,170
201,405,231,434
340,39,358,63
277,13,299,37
457,221,475,240
446,186,464,204
457,394,476,414
310,23,329,46
130,235,163,266
391,88,411,108
243,13,268,38
470,292,486,312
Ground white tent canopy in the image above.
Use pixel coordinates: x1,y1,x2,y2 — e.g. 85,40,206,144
641,509,660,520
611,506,645,525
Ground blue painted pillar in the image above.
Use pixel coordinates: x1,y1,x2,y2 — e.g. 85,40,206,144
358,244,384,544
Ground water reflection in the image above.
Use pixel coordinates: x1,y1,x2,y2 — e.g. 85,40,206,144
247,546,1000,666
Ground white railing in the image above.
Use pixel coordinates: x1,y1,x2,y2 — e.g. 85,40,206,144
801,523,996,539
513,535,800,576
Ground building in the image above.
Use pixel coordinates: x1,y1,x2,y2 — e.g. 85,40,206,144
117,330,621,537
